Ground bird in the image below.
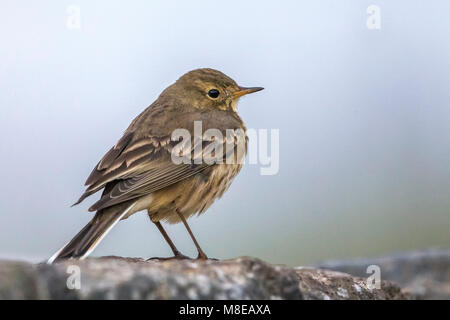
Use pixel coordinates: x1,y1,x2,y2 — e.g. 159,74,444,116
48,68,263,263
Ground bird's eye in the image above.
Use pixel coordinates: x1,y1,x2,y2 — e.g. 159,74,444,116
207,89,220,99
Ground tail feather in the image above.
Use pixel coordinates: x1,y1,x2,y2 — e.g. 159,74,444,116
47,203,135,264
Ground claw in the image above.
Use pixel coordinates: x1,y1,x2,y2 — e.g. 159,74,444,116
147,253,192,261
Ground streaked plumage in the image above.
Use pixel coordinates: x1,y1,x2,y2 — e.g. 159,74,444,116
48,68,263,263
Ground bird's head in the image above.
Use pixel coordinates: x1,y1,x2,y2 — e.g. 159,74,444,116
162,68,263,112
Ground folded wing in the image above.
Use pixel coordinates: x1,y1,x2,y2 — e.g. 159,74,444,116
73,129,245,212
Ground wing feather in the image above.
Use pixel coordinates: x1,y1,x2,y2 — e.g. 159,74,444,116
74,120,247,212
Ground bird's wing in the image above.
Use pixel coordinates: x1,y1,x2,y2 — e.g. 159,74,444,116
74,128,246,212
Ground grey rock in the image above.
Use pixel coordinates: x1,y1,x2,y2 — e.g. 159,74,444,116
0,261,43,299
318,249,450,300
295,268,407,300
0,256,409,300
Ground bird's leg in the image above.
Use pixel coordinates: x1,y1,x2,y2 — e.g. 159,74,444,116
176,209,208,260
153,221,185,257
147,217,190,260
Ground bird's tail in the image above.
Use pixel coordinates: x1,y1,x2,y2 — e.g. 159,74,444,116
47,203,135,264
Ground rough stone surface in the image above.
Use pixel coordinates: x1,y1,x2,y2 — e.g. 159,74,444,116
318,249,450,300
295,267,406,300
0,256,409,300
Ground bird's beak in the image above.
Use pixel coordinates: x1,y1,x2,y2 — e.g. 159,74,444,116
232,86,264,98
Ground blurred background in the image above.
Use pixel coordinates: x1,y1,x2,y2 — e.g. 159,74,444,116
0,1,449,266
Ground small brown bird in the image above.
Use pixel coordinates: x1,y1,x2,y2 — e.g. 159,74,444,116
48,68,263,263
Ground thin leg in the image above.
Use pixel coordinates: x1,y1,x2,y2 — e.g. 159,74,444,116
153,221,182,256
176,209,208,260
148,218,190,260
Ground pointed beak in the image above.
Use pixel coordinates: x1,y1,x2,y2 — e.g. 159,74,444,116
232,86,264,98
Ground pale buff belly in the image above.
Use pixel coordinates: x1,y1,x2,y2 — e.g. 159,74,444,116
125,163,243,224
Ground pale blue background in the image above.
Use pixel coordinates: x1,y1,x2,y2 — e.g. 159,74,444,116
0,1,449,265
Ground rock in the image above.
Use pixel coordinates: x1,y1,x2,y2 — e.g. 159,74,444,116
318,249,450,300
0,256,409,299
295,267,407,300
0,261,45,299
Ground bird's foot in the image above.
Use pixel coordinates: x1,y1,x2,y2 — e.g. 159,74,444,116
147,252,191,261
195,251,218,261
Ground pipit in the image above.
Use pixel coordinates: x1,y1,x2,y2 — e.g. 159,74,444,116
48,68,263,263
